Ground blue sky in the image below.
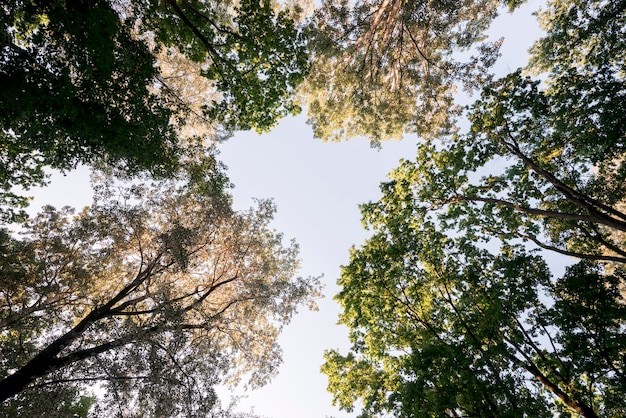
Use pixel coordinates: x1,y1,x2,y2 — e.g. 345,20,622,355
217,2,545,417
218,119,417,417
24,1,545,416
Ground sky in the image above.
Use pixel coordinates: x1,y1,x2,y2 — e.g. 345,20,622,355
217,2,545,417
23,1,545,417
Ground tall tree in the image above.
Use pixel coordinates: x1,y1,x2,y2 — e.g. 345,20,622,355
0,0,308,222
138,0,310,132
323,0,626,416
301,0,513,144
0,167,320,416
325,219,625,416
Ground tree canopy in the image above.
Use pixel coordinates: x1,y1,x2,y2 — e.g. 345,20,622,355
0,167,320,416
323,0,626,416
2,0,626,416
1,0,308,222
301,0,513,144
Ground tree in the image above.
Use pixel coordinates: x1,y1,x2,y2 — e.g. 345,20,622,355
301,0,513,144
1,0,308,222
138,0,310,132
0,168,320,416
323,0,626,416
325,223,625,417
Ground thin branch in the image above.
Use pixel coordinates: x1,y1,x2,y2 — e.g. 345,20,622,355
54,338,133,369
33,374,151,388
109,293,153,315
508,313,572,392
446,195,600,224
503,342,599,418
501,128,626,229
182,0,246,42
354,0,393,51
403,21,451,76
153,340,197,399
481,225,626,264
584,224,626,258
183,275,238,312
155,75,213,124
165,0,231,74
537,321,572,381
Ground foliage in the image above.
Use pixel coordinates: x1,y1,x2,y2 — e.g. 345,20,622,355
0,167,320,416
528,0,626,168
405,69,626,265
1,0,175,222
325,220,626,416
1,385,95,418
0,0,308,222
301,0,511,144
323,0,626,416
528,0,626,78
136,0,309,133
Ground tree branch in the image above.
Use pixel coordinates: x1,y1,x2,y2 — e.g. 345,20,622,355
481,225,626,264
0,253,169,402
445,195,601,224
501,128,626,230
504,346,599,418
165,0,230,72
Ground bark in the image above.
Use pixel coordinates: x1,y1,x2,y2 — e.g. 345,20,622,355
511,356,600,418
0,258,164,402
502,130,626,229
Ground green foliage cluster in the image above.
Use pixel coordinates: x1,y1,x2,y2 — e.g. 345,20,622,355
137,0,309,132
1,0,309,222
2,0,626,416
1,0,176,221
323,0,626,416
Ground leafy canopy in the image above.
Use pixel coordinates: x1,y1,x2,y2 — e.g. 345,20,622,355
0,0,309,222
301,0,513,144
0,164,320,416
323,0,626,416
